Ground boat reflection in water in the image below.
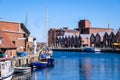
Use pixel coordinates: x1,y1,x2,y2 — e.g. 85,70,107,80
12,72,31,80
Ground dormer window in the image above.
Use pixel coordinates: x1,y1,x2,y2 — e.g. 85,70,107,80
0,37,2,44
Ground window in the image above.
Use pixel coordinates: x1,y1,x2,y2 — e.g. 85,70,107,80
10,51,13,56
91,36,94,43
0,37,2,44
96,36,99,42
12,41,15,45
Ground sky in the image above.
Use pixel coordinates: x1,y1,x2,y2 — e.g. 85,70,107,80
0,0,120,42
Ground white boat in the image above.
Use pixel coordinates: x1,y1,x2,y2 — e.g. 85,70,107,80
0,58,14,80
94,47,101,52
14,66,31,74
2,75,13,80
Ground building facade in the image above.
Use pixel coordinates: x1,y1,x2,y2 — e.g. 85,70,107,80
0,21,30,52
48,19,114,48
0,30,16,58
48,27,79,48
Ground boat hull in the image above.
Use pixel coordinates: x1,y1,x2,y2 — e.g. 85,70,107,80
47,58,54,66
32,62,48,68
14,67,31,74
83,47,94,52
0,68,14,80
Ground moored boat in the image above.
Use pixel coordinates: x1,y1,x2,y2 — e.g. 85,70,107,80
0,58,14,80
32,61,48,68
82,47,94,52
14,66,31,74
94,47,101,52
47,58,54,66
82,47,101,52
31,45,55,68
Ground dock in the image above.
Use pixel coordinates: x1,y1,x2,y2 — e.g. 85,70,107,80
11,54,39,67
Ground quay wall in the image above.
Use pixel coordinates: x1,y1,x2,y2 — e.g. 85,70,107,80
101,48,120,53
52,48,120,53
52,48,82,52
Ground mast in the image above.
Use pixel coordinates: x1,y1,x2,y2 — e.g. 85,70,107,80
46,8,48,46
25,13,28,27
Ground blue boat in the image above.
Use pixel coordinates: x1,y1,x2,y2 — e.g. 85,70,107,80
82,47,94,52
32,58,54,68
47,58,54,66
32,61,48,68
32,48,54,68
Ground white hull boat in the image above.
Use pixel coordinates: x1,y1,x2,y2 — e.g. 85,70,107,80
0,58,14,80
14,66,31,74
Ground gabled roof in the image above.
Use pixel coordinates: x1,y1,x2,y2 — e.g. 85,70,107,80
97,32,105,37
20,23,30,35
92,33,97,36
112,30,118,35
0,30,16,49
80,34,91,38
106,32,111,35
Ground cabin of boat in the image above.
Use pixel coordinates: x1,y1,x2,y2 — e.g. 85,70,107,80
0,58,14,80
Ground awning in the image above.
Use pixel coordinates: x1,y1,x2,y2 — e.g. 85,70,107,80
112,43,120,46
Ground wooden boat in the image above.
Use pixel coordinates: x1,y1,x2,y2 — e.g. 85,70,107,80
0,58,14,80
14,66,31,74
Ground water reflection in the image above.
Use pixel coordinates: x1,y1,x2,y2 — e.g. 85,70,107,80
11,52,120,80
12,72,31,80
79,57,120,80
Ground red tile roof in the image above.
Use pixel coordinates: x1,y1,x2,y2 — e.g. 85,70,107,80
0,30,16,49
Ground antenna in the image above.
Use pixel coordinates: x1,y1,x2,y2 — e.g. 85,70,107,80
108,21,110,28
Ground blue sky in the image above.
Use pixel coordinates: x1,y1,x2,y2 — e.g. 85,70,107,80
0,0,120,42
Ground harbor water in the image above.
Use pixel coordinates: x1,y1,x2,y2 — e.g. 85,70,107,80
12,51,120,80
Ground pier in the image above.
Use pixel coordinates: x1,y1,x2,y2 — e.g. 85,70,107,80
11,54,39,67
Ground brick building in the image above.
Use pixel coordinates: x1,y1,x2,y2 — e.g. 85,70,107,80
48,27,79,48
78,20,113,34
48,20,113,47
90,32,105,47
0,21,30,52
0,30,16,58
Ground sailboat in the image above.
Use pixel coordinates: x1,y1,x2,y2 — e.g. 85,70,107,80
31,8,54,68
